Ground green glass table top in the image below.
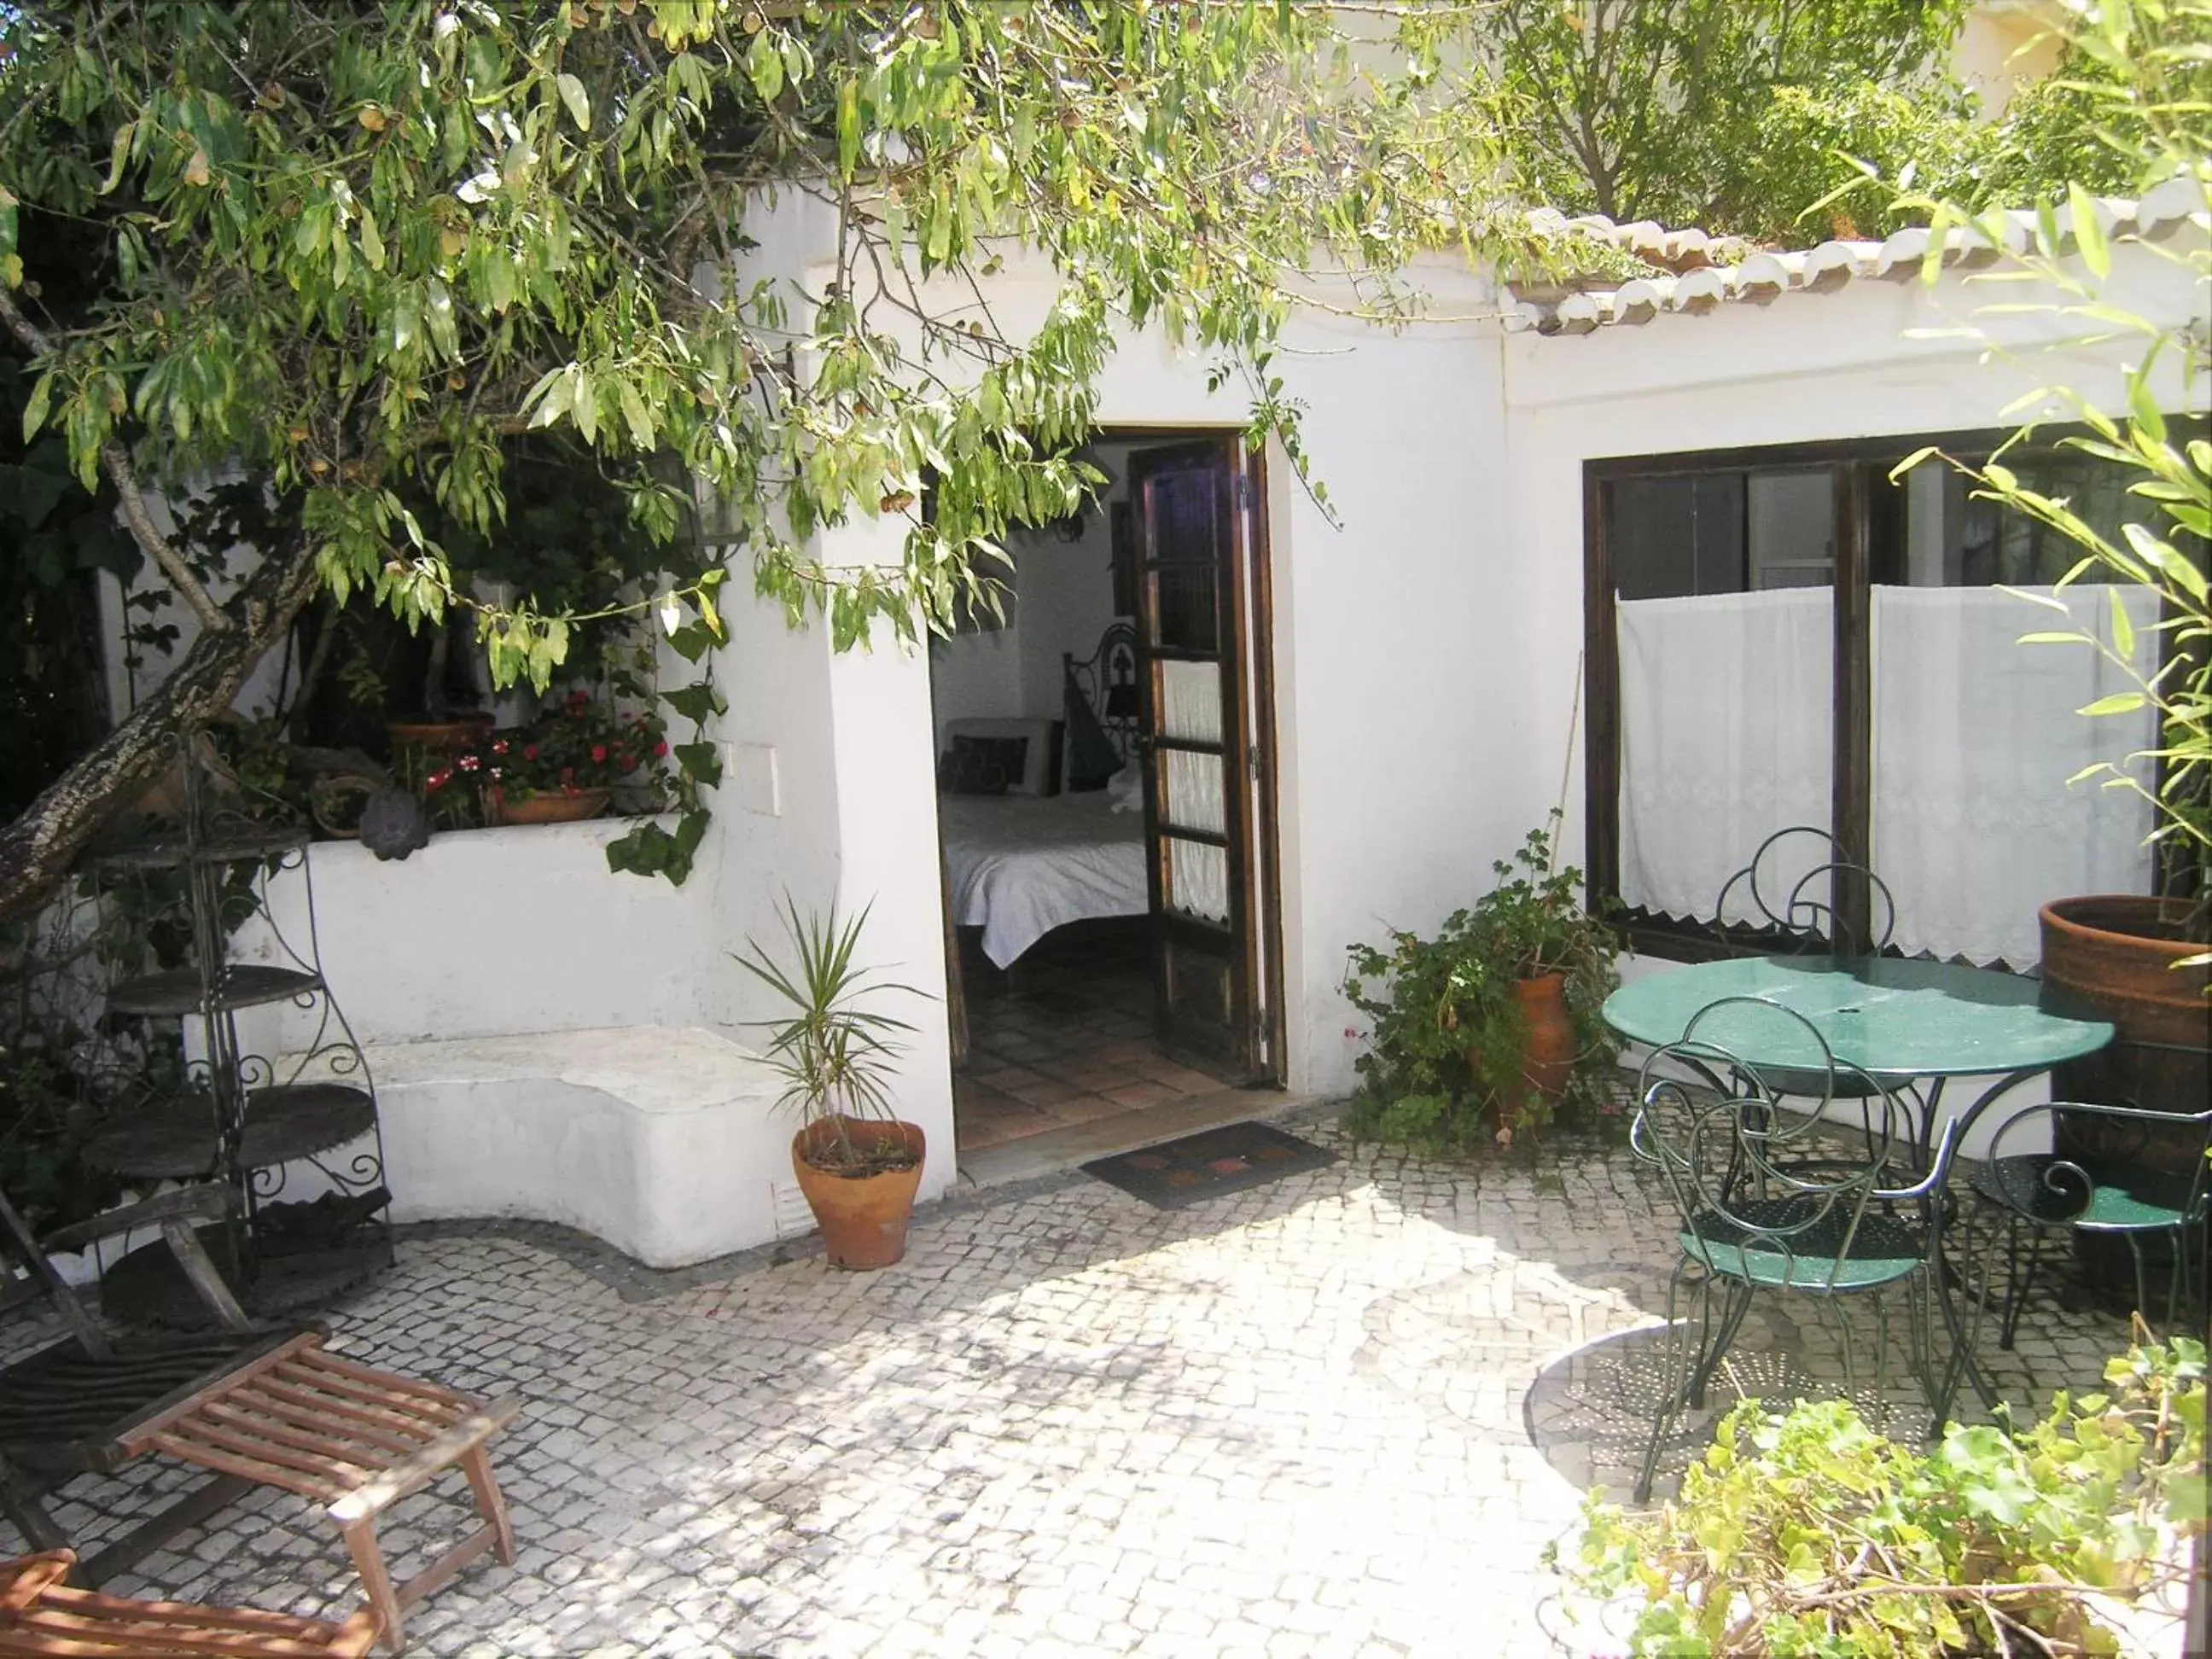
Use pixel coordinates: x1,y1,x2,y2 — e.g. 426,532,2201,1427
1602,956,2114,1080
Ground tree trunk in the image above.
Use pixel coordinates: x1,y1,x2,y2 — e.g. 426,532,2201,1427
0,538,323,923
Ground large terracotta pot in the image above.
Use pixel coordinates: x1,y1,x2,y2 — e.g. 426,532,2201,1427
2039,897,2210,1140
489,788,609,826
2038,897,2210,1295
1513,972,1577,1104
790,1117,928,1270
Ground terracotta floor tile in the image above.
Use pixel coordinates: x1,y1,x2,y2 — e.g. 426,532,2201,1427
954,1110,1054,1150
1087,1039,1161,1065
970,1062,1046,1091
1102,1080,1179,1109
1140,1062,1234,1096
1037,1092,1134,1126
1005,1078,1084,1109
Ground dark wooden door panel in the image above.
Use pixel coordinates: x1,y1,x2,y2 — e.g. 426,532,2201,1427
1127,439,1282,1082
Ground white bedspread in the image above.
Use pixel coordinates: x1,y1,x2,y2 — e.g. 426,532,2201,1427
940,792,1148,967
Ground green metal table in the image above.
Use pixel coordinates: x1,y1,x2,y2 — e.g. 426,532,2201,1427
1603,955,2116,1413
1602,956,2114,1098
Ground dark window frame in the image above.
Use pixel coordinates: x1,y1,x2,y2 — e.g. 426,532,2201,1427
1580,424,2196,962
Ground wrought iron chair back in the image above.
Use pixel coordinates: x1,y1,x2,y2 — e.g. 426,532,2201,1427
1632,998,1946,1294
1714,825,1899,957
1961,1097,2212,1348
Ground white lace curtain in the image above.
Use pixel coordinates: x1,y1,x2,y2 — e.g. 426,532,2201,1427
1616,585,2158,966
1871,584,2157,965
1618,591,1834,926
1159,659,1229,923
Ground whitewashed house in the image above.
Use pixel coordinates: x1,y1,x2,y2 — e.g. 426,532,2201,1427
137,184,2203,1266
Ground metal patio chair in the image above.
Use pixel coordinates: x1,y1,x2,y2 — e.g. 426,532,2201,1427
1627,997,1960,1502
1714,824,1899,958
1959,1097,2212,1352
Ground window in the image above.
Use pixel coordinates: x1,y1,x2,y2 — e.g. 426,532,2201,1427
1583,430,2187,969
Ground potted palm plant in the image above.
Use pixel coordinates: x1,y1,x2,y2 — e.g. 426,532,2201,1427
736,898,929,1270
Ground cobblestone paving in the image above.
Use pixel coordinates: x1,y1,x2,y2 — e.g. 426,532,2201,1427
10,1115,2157,1656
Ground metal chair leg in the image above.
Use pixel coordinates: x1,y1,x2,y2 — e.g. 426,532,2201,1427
1687,1279,1754,1411
1997,1221,2043,1351
1636,1262,1703,1505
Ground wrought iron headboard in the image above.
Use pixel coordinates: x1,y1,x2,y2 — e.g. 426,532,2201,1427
1064,620,1141,765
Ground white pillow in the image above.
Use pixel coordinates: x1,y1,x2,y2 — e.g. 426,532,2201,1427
944,718,1062,795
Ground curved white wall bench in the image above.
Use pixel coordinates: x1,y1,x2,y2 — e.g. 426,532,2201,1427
368,1025,799,1268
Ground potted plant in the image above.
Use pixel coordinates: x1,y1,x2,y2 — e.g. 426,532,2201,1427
736,898,930,1271
422,690,667,826
1344,815,1621,1149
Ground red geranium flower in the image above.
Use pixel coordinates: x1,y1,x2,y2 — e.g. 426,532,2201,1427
457,754,480,773
591,744,608,764
652,740,668,758
425,768,452,792
492,739,509,755
523,744,539,761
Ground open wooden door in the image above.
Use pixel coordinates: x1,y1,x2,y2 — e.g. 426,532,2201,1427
1129,438,1282,1083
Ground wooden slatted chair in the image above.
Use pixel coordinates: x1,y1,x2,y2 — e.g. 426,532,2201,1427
0,1182,305,1583
2,1183,520,1652
118,1336,521,1651
0,1550,381,1656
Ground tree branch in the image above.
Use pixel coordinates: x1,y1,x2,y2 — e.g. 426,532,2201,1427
0,286,233,635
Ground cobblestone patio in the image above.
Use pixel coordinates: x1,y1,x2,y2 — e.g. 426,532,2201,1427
10,1110,2162,1657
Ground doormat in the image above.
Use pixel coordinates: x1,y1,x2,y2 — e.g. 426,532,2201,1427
1082,1121,1336,1210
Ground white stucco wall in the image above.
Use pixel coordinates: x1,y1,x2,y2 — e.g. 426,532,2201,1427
247,818,712,1048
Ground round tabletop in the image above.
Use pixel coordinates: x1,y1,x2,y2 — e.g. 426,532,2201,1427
1601,956,2114,1080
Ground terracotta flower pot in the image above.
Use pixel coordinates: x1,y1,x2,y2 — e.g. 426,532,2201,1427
2039,896,2210,1303
790,1117,928,1270
387,713,494,754
489,787,610,826
1513,971,1577,1103
2039,896,2209,1173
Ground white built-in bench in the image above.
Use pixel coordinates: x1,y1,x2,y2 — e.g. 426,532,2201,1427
370,1026,800,1267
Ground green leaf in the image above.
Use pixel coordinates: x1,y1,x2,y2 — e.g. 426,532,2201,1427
2069,183,2110,278
20,372,52,440
2106,585,2134,661
672,740,723,788
746,31,784,102
617,378,654,449
837,79,859,178
2128,371,2168,445
2078,692,2148,717
556,72,591,131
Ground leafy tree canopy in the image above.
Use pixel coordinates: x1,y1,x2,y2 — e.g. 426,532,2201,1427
1476,0,2171,244
0,0,1521,909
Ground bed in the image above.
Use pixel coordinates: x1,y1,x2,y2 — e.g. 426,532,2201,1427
939,623,1147,968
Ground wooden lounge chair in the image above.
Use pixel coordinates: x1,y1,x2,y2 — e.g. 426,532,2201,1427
0,1183,302,1583
2,1184,520,1651
0,1549,381,1655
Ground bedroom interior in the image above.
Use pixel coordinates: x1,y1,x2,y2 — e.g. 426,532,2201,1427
929,432,1283,1158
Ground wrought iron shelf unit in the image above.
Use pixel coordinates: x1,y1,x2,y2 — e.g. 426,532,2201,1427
84,740,393,1325
105,964,324,1018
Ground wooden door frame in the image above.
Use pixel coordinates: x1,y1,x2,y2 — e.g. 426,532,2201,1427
931,424,1284,1087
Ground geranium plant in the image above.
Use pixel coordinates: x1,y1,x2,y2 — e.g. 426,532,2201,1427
422,690,667,819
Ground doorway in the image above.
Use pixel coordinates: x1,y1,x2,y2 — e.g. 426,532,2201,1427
932,430,1284,1158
